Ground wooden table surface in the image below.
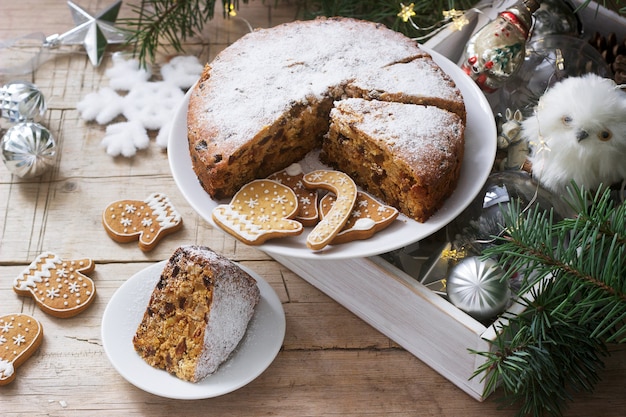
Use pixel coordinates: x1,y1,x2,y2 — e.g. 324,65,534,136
1,1,624,416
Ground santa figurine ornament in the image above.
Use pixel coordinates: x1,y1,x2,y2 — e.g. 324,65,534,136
521,74,626,196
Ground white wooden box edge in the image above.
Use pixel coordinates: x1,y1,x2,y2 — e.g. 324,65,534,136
272,254,497,401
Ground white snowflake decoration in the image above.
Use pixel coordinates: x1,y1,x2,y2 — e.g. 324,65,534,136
12,334,26,346
68,282,81,293
46,288,60,299
77,53,203,157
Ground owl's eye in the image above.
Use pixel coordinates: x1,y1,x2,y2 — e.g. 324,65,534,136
561,116,573,125
598,130,612,141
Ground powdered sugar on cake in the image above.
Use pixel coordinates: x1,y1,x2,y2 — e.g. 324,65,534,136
190,18,443,152
331,98,463,172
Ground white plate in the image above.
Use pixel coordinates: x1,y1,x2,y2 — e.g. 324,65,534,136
101,260,285,400
168,48,496,259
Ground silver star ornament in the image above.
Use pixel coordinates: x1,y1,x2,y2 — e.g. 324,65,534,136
45,1,127,67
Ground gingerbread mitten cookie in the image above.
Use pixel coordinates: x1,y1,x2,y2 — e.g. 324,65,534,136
0,314,44,385
103,192,183,251
212,179,303,245
268,163,319,226
14,253,96,318
319,191,399,245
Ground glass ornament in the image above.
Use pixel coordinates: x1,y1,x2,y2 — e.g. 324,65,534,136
498,35,611,116
447,170,574,258
530,0,582,40
0,81,47,122
461,0,539,92
1,122,56,178
446,256,511,321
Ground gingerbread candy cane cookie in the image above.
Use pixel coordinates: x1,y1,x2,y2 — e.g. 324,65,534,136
0,314,44,385
319,191,399,245
268,163,319,227
302,170,357,251
102,192,183,251
212,179,303,245
14,253,96,318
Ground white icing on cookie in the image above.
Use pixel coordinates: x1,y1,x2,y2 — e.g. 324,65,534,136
0,359,14,379
13,252,62,291
351,218,376,231
285,163,303,176
145,192,182,228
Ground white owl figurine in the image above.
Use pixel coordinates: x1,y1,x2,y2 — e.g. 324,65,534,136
522,74,626,195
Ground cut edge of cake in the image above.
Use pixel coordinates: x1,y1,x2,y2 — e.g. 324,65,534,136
322,98,465,222
132,245,260,382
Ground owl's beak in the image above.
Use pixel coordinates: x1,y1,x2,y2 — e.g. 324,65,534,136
576,129,589,142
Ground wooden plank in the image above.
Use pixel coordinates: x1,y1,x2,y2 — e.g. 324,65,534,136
2,1,626,416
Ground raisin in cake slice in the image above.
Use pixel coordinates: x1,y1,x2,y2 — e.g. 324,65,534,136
133,245,260,382
321,98,465,223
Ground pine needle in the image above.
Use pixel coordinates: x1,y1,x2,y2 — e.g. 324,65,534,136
472,185,625,417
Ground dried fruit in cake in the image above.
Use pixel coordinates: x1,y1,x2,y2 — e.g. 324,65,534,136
187,17,465,210
212,179,303,245
319,191,399,245
13,252,96,318
267,163,320,227
322,98,464,222
133,245,260,382
302,170,357,250
102,192,183,251
0,314,44,385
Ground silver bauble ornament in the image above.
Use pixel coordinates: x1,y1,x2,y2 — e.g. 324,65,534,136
447,256,510,321
1,122,56,178
0,81,47,122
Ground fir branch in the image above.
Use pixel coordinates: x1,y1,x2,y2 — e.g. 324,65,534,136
118,0,243,65
119,0,482,65
472,186,625,417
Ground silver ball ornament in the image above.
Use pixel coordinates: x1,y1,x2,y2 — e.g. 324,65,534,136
446,257,511,321
1,122,56,178
0,81,47,122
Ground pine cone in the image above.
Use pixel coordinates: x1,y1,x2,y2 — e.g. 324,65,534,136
589,32,626,84
613,55,626,84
